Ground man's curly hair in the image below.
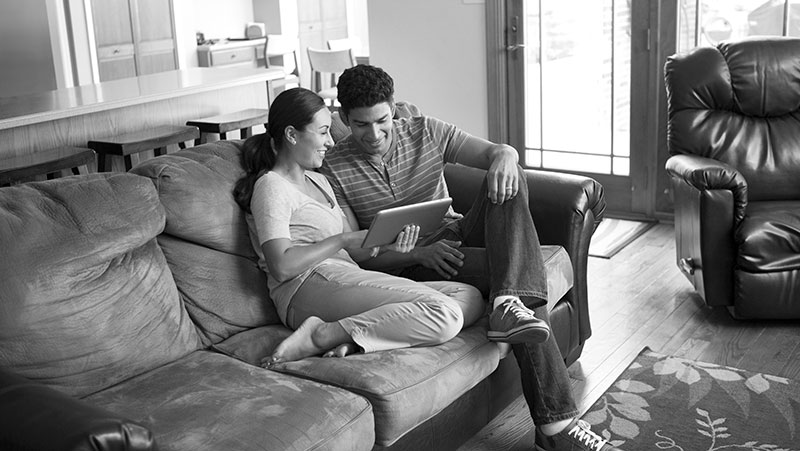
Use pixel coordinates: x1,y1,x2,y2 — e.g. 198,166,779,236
336,65,394,116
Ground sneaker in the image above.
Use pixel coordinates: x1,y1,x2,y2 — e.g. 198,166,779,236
487,298,550,344
534,419,622,451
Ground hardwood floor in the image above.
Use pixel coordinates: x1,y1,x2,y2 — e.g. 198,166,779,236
460,222,800,450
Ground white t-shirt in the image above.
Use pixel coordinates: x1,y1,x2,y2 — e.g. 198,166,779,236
247,170,358,321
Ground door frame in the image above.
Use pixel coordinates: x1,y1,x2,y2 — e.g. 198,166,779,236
485,0,677,220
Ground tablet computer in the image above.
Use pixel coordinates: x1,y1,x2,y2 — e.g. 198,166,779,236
361,198,452,248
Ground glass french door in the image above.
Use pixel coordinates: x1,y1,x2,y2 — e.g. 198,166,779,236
505,0,644,216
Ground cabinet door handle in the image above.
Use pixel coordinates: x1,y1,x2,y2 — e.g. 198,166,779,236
113,49,120,54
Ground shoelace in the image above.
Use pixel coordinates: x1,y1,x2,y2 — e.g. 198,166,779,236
500,300,536,320
567,420,609,450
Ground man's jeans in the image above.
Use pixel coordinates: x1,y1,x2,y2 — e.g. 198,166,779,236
400,165,579,425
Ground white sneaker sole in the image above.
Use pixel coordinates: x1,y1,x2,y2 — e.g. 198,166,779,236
487,324,550,344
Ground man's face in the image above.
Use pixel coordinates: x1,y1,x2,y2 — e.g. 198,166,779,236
343,102,394,157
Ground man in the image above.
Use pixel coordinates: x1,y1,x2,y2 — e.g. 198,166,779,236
319,64,620,451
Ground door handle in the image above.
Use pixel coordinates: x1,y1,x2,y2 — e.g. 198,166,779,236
507,15,524,53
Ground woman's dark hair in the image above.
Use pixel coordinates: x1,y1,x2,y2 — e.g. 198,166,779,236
233,87,326,212
336,64,394,117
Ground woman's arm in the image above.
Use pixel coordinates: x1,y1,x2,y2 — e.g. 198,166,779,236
263,213,418,281
262,231,365,283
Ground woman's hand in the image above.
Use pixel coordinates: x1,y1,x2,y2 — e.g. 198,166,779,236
344,225,419,263
382,224,420,254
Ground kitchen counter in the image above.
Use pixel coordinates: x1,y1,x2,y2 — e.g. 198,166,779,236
0,67,282,161
0,67,282,130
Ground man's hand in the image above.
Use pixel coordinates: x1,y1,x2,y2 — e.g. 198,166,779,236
486,146,520,205
449,134,521,205
410,239,464,279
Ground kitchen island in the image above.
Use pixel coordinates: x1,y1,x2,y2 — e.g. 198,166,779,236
0,67,283,161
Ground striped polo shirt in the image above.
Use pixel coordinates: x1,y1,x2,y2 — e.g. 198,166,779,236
320,115,469,230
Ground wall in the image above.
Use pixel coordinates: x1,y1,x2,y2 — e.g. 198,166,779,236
0,0,57,97
367,0,488,138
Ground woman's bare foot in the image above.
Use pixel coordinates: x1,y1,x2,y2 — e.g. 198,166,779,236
261,317,350,367
323,343,360,358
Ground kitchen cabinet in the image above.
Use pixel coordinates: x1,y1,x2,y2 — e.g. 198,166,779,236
196,39,266,68
91,0,177,81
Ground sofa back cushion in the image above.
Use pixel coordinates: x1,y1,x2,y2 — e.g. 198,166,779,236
0,174,202,398
130,140,279,345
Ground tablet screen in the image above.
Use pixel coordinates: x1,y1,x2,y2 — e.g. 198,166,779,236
361,198,452,248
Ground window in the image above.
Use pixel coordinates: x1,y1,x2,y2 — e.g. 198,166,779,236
679,0,800,52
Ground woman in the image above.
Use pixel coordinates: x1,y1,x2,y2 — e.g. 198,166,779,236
233,88,485,366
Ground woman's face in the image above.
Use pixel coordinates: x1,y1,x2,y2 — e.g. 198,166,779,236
290,107,333,169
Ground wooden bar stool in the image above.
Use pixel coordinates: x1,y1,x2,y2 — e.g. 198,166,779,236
0,147,96,185
186,108,269,145
88,125,200,172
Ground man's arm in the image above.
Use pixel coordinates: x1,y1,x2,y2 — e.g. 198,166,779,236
452,135,521,204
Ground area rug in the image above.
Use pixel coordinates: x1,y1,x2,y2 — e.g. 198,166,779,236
588,218,656,258
580,348,800,450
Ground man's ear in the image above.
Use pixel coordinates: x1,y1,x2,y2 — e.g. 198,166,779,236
339,111,350,127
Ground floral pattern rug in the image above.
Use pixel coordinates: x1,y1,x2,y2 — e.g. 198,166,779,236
580,348,800,450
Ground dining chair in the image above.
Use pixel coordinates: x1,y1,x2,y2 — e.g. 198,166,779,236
306,47,356,108
327,37,367,65
264,34,300,101
327,37,359,53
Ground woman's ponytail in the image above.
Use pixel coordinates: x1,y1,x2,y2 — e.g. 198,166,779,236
233,131,275,212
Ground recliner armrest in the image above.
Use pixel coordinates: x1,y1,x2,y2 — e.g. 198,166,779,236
666,154,748,224
0,367,156,451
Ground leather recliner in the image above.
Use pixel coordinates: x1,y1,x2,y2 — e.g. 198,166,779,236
664,36,800,319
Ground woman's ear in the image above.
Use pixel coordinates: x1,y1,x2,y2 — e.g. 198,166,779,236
285,126,297,145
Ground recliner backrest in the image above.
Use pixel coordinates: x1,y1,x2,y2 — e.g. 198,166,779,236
665,36,800,201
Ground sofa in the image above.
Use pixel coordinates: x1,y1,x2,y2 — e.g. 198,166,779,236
0,138,605,451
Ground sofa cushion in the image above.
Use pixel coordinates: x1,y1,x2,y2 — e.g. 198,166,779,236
268,325,499,447
736,200,800,272
84,350,374,451
130,141,280,345
0,174,201,397
733,200,800,318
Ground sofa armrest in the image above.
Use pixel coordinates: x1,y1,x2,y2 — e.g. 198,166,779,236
524,169,605,356
443,164,605,361
0,367,156,451
666,154,748,224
